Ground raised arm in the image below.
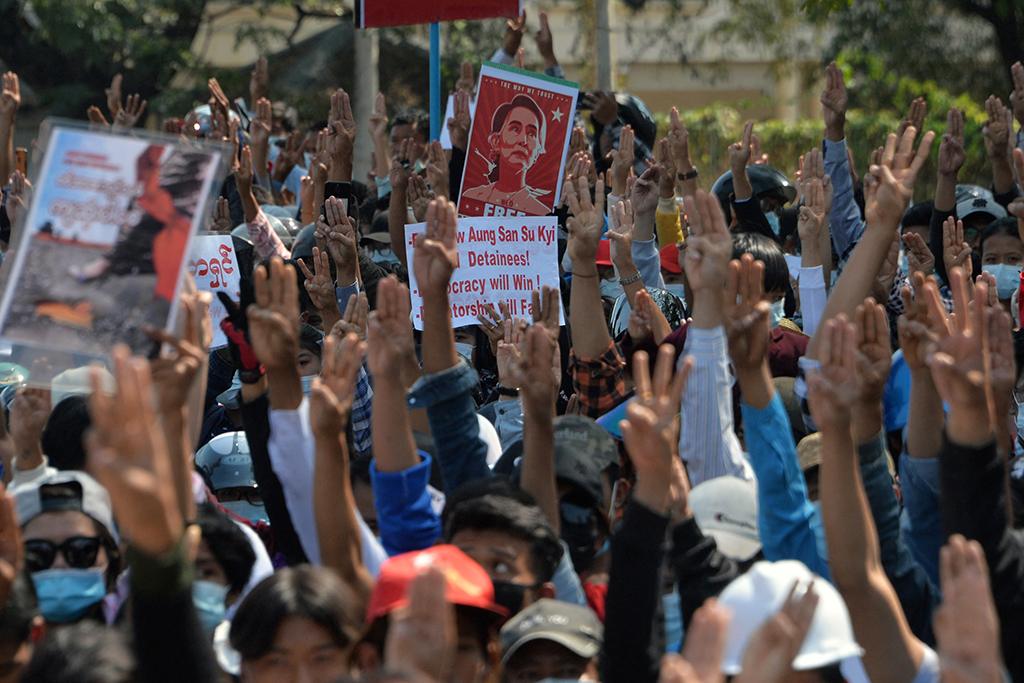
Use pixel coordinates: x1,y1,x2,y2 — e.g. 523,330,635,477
327,88,355,182
567,171,612,358
0,73,20,186
820,61,866,258
983,96,1016,196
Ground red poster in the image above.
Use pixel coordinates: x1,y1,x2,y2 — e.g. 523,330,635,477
357,0,521,28
458,63,579,218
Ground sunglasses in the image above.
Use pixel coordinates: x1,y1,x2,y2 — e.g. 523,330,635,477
24,536,102,572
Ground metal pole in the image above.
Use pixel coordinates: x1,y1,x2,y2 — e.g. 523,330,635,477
430,22,441,141
595,0,612,90
353,27,379,181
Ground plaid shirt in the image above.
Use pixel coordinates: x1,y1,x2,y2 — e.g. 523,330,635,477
569,340,628,419
350,364,373,456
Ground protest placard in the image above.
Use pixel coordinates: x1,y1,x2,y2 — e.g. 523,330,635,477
0,123,224,358
356,0,521,28
458,63,579,218
404,215,562,330
187,235,240,349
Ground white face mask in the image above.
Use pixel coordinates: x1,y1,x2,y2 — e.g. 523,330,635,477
454,343,475,362
300,374,317,396
663,284,687,303
600,278,624,300
982,263,1022,300
764,211,781,236
370,249,400,265
769,299,785,330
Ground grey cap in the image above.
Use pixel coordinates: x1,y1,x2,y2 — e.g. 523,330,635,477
15,471,118,544
499,598,603,666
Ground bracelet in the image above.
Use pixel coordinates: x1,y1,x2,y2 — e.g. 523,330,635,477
678,167,698,181
496,385,520,397
573,271,600,278
619,271,642,286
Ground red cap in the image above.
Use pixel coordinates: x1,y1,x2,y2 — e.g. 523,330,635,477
595,240,613,266
364,545,508,624
660,243,682,274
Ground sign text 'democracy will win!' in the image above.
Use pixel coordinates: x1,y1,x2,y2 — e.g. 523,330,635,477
404,216,563,330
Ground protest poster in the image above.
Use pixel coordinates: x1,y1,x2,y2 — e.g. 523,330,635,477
440,92,477,150
0,123,224,359
356,0,521,28
404,215,562,331
187,235,240,349
457,63,579,219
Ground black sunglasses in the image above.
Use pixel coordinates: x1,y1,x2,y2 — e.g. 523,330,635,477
24,536,102,572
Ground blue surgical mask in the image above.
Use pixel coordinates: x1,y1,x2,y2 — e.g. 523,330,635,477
982,264,1022,300
32,568,107,623
220,500,269,524
300,374,317,396
193,580,229,636
663,588,684,653
370,249,400,266
899,249,909,276
600,279,624,300
663,284,687,303
764,211,781,236
1015,398,1024,456
769,299,785,330
454,343,475,362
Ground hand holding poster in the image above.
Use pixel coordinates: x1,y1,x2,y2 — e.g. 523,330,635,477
404,216,562,330
187,235,240,349
458,63,579,218
0,123,224,358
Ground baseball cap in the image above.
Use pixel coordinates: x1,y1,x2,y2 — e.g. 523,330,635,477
15,471,119,544
718,560,862,674
659,243,681,274
362,232,391,244
364,545,507,625
595,240,612,267
688,476,760,561
796,433,822,472
50,366,115,408
500,598,603,666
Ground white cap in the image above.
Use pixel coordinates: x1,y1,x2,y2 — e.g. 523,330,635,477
718,560,862,674
689,476,761,561
50,366,114,408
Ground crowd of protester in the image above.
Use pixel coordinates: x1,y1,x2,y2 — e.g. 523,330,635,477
0,11,1020,683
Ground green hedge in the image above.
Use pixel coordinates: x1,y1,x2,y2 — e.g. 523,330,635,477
654,96,994,202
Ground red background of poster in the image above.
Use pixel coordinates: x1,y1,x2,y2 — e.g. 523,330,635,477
459,73,575,217
358,0,520,28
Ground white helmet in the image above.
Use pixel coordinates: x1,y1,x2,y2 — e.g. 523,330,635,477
718,560,862,674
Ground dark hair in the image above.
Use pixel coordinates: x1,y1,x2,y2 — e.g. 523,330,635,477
230,565,362,661
901,199,933,231
442,479,563,584
18,620,134,683
195,503,256,595
271,102,299,133
485,95,547,184
732,231,789,295
390,108,430,140
1013,328,1024,382
41,395,91,471
299,324,324,358
350,454,373,487
0,572,38,646
978,217,1021,260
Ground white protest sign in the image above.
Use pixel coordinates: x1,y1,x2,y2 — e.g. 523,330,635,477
187,235,240,348
404,216,562,331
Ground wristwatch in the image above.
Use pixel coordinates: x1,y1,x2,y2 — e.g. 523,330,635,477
619,271,642,286
495,385,520,397
678,167,698,181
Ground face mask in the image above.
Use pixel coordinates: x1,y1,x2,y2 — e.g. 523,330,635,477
899,249,909,275
300,374,318,396
454,343,475,362
219,500,270,524
193,580,229,636
663,284,687,303
1015,398,1024,455
982,264,1022,300
769,299,785,330
370,249,400,265
600,279,623,300
764,211,781,236
491,580,532,616
559,501,600,573
663,588,684,653
32,567,107,623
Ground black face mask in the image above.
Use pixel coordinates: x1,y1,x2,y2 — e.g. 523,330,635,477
491,580,533,616
560,501,600,573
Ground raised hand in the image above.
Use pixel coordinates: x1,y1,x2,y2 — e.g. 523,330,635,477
321,196,357,280
246,258,301,373
297,246,338,314
309,332,366,435
234,145,255,194
535,11,557,69
334,291,369,343
933,535,1004,683
368,92,388,143
807,315,859,430
821,61,847,141
425,140,449,199
408,173,436,223
272,130,306,184
797,178,825,244
902,231,935,280
389,138,416,194
897,272,941,371
477,301,512,355
668,107,693,170
0,482,24,610
114,93,147,130
504,11,527,58
249,97,273,155
732,582,819,683
86,346,184,558
503,323,558,407
8,387,51,469
0,72,20,122
982,95,1014,162
87,106,110,127
942,216,973,279
630,164,661,215
896,97,926,139
210,196,232,234
853,297,892,403
681,189,733,293
531,285,562,345
104,73,123,118
384,562,457,683
729,120,754,172
327,88,356,161
633,343,693,425
724,254,770,372
938,108,966,177
207,77,232,126
659,140,678,198
413,197,460,294
447,90,472,152
309,128,331,187
1011,61,1024,129
986,294,1014,414
366,275,415,382
5,170,31,227
660,598,730,683
455,61,476,98
628,288,654,341
607,199,635,272
145,294,208,415
863,123,935,231
926,267,991,414
749,133,769,166
250,56,269,103
566,175,606,268
609,125,634,196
